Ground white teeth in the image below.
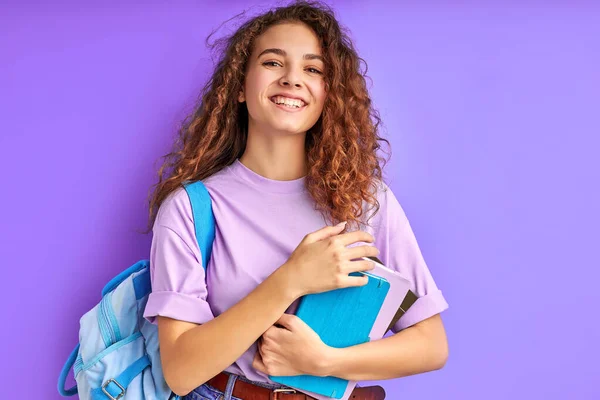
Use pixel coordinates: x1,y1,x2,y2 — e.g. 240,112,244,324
279,103,299,109
271,96,305,108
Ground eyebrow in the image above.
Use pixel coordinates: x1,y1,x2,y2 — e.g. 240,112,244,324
257,48,324,63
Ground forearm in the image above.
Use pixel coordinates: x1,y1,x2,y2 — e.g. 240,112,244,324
168,265,300,395
322,315,448,381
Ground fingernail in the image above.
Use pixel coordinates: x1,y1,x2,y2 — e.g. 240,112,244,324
336,221,347,227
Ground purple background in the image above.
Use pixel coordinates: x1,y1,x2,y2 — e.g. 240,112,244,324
1,1,598,398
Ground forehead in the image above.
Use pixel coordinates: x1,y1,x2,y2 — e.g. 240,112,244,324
252,23,322,57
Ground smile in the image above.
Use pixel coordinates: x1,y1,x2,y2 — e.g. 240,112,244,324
269,96,307,113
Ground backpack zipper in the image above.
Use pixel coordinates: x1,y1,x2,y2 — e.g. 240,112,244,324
98,291,122,347
105,291,122,342
98,297,112,347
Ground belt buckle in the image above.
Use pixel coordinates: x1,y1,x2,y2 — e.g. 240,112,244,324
272,387,297,399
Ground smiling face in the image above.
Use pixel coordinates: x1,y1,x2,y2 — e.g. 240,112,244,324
239,22,327,136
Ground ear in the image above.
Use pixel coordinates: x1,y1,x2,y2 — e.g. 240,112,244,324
238,87,245,103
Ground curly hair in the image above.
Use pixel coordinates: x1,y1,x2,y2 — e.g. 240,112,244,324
144,0,391,234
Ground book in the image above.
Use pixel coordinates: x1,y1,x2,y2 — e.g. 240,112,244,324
269,256,417,400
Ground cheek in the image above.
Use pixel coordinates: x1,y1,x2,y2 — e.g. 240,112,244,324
243,71,264,101
312,82,327,110
244,86,264,117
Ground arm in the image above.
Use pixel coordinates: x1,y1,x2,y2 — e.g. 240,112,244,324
320,314,448,381
159,265,300,396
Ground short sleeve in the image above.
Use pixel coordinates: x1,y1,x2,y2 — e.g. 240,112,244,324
142,187,215,325
375,182,449,333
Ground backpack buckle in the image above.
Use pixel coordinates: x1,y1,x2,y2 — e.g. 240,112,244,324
102,378,126,400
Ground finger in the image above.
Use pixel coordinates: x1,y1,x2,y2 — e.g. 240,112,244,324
335,230,375,247
276,313,297,330
344,259,376,274
257,339,267,358
253,351,267,374
263,325,277,339
338,274,370,288
303,221,348,244
345,245,380,261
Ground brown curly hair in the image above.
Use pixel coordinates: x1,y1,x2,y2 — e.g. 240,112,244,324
144,0,391,234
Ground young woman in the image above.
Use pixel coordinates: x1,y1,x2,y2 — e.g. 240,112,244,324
142,1,449,399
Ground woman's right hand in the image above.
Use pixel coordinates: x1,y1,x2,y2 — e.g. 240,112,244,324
282,222,380,298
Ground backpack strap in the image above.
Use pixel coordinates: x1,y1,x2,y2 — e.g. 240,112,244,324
90,354,151,400
58,344,79,396
101,259,149,297
182,181,216,270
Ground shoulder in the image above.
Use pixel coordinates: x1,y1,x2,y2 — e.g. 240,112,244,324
154,166,231,231
377,179,408,219
368,178,408,219
155,186,194,231
361,178,409,236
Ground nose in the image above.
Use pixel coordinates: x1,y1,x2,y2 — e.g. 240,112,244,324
279,67,302,88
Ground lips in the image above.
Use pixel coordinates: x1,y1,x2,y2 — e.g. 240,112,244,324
270,98,307,113
269,93,308,105
269,95,307,111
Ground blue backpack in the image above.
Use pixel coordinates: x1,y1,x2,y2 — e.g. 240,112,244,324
58,181,215,400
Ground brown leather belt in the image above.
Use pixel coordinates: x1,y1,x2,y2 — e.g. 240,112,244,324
206,372,386,400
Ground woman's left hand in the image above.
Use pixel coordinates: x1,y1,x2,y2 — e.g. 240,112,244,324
252,313,331,377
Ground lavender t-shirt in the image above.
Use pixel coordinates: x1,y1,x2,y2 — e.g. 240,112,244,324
143,158,449,383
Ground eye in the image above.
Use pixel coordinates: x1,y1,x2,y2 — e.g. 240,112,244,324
307,67,323,75
262,61,282,67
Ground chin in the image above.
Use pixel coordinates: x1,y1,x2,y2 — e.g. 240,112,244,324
279,128,306,136
270,123,308,135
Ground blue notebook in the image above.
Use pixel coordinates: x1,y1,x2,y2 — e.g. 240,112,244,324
269,271,390,398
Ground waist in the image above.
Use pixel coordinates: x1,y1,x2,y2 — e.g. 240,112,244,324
206,371,386,400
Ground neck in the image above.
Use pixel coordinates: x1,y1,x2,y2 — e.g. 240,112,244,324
239,123,308,181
